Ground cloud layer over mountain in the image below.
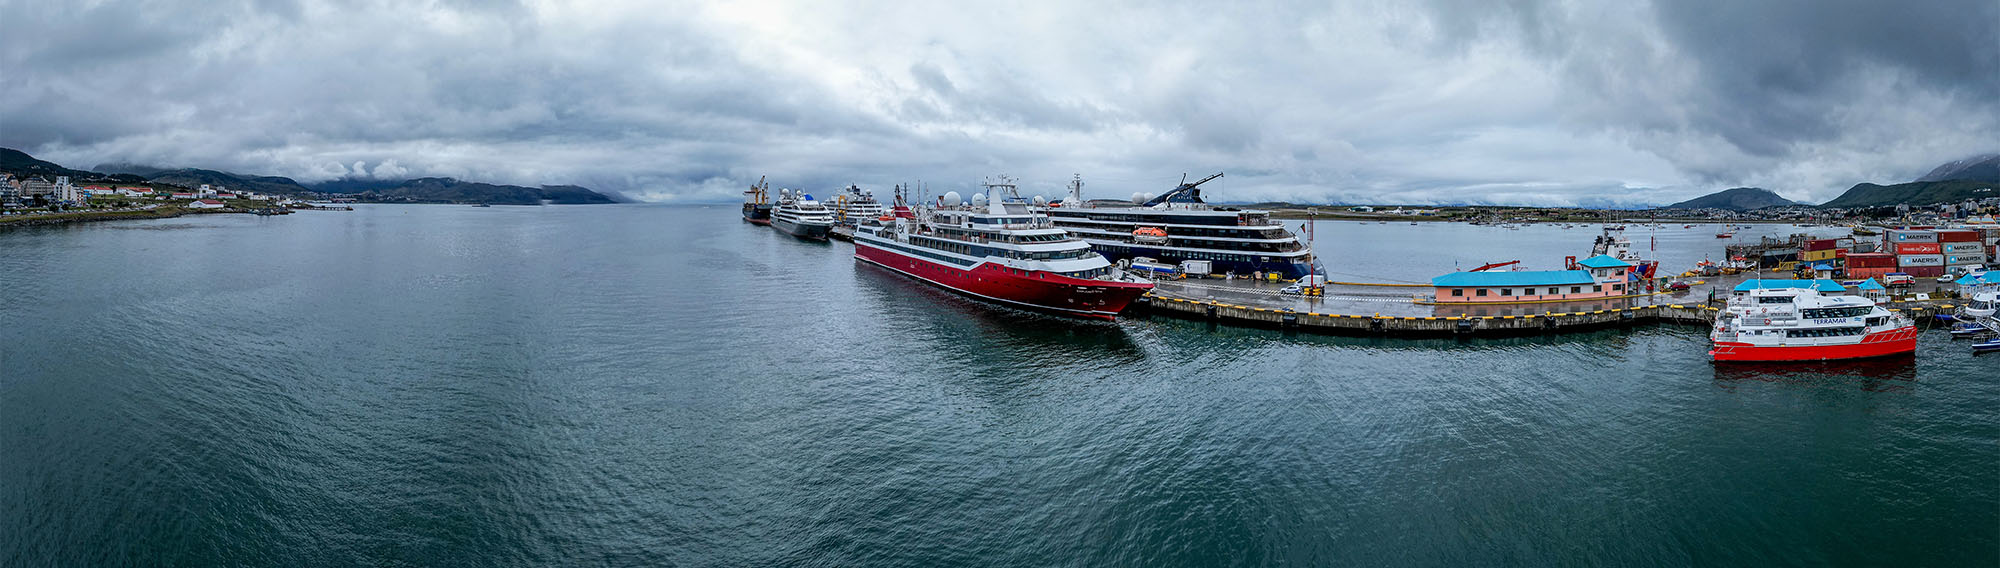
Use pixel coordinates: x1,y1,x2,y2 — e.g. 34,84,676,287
2,0,1994,205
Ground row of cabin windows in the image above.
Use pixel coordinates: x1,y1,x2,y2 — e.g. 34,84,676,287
1060,220,1292,240
1050,212,1240,226
933,227,1068,244
912,236,1092,261
1450,283,1618,297
1784,326,1866,338
1800,307,1871,319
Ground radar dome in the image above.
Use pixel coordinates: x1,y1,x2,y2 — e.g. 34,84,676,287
1131,192,1145,203
972,193,987,206
942,191,962,206
1031,195,1047,205
1142,192,1156,202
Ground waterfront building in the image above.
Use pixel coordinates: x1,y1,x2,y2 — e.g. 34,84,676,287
20,177,53,197
187,199,226,209
171,192,197,199
1855,278,1887,302
1429,254,1635,303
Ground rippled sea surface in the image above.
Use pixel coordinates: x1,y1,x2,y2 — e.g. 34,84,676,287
3,205,1994,566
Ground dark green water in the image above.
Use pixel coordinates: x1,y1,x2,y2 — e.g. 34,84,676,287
2,205,1994,566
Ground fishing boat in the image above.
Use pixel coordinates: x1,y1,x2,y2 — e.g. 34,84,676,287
1709,282,1918,362
742,177,773,225
1973,334,2000,355
770,189,835,240
1715,232,1734,238
851,176,1154,320
1042,173,1316,278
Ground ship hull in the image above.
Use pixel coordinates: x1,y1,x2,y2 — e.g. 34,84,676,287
1082,241,1314,279
1710,326,1919,362
853,241,1152,320
742,203,772,225
773,217,831,240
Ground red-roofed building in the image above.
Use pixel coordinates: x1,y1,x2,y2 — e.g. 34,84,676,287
187,199,226,209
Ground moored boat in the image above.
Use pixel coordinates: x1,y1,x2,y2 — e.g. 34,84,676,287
1042,173,1316,279
851,176,1154,320
1709,281,1917,362
742,177,773,225
770,189,834,240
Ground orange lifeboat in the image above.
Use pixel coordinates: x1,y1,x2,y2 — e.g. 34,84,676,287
1132,226,1169,244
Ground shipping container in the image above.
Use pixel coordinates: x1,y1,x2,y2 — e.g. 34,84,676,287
1834,238,1856,248
1801,249,1839,262
1845,253,1897,268
1846,267,1897,280
1946,254,1988,265
1898,254,1945,267
1903,265,1945,278
1888,229,1937,242
1894,242,1942,255
1805,239,1838,251
1935,229,1979,242
1943,242,1984,254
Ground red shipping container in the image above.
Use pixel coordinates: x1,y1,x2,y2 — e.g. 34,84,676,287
1806,239,1838,251
1936,230,1979,242
1846,253,1896,268
1846,267,1896,280
1902,266,1945,278
1895,242,1942,255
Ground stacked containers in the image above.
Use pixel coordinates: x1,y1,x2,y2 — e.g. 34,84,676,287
1801,239,1840,265
1892,229,1943,277
1845,252,1898,280
1938,229,1986,271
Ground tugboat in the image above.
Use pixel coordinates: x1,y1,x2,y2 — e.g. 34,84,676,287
1042,173,1316,279
742,177,773,225
1709,282,1918,362
770,188,834,240
851,176,1154,320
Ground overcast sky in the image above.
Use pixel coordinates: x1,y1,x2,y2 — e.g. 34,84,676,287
2,0,1995,206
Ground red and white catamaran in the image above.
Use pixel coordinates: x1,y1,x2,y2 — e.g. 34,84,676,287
1708,281,1918,362
851,177,1154,320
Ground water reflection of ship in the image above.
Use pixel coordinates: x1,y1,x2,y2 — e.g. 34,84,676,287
1711,355,1920,393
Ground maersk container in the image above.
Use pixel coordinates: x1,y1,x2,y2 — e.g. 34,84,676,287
1897,254,1945,267
1946,254,1988,266
1943,242,1985,254
1888,230,1937,242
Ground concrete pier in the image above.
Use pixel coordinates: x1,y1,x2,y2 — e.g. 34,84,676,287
1133,275,1956,337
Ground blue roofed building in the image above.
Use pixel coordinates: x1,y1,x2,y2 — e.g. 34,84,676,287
1730,279,1848,294
1431,255,1640,303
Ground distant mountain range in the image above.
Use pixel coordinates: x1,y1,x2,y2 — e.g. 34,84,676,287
1,148,618,205
1821,154,2000,208
1663,187,1799,211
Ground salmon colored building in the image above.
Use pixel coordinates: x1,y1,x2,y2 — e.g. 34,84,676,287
1430,255,1635,303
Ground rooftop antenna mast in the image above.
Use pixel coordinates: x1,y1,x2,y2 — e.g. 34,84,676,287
1068,174,1084,208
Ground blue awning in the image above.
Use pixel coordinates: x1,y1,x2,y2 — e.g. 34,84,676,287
1956,272,1998,285
1432,269,1597,287
1856,278,1886,290
1576,255,1633,269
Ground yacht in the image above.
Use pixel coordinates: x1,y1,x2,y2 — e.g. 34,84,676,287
770,189,835,240
1042,173,1316,278
851,176,1154,319
1709,283,1917,362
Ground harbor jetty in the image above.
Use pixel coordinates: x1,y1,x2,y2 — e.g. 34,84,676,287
1132,273,1960,337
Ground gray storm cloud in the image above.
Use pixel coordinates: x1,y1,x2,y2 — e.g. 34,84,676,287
0,0,1993,205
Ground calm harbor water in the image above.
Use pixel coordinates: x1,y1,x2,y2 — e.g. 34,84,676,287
3,204,1994,566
